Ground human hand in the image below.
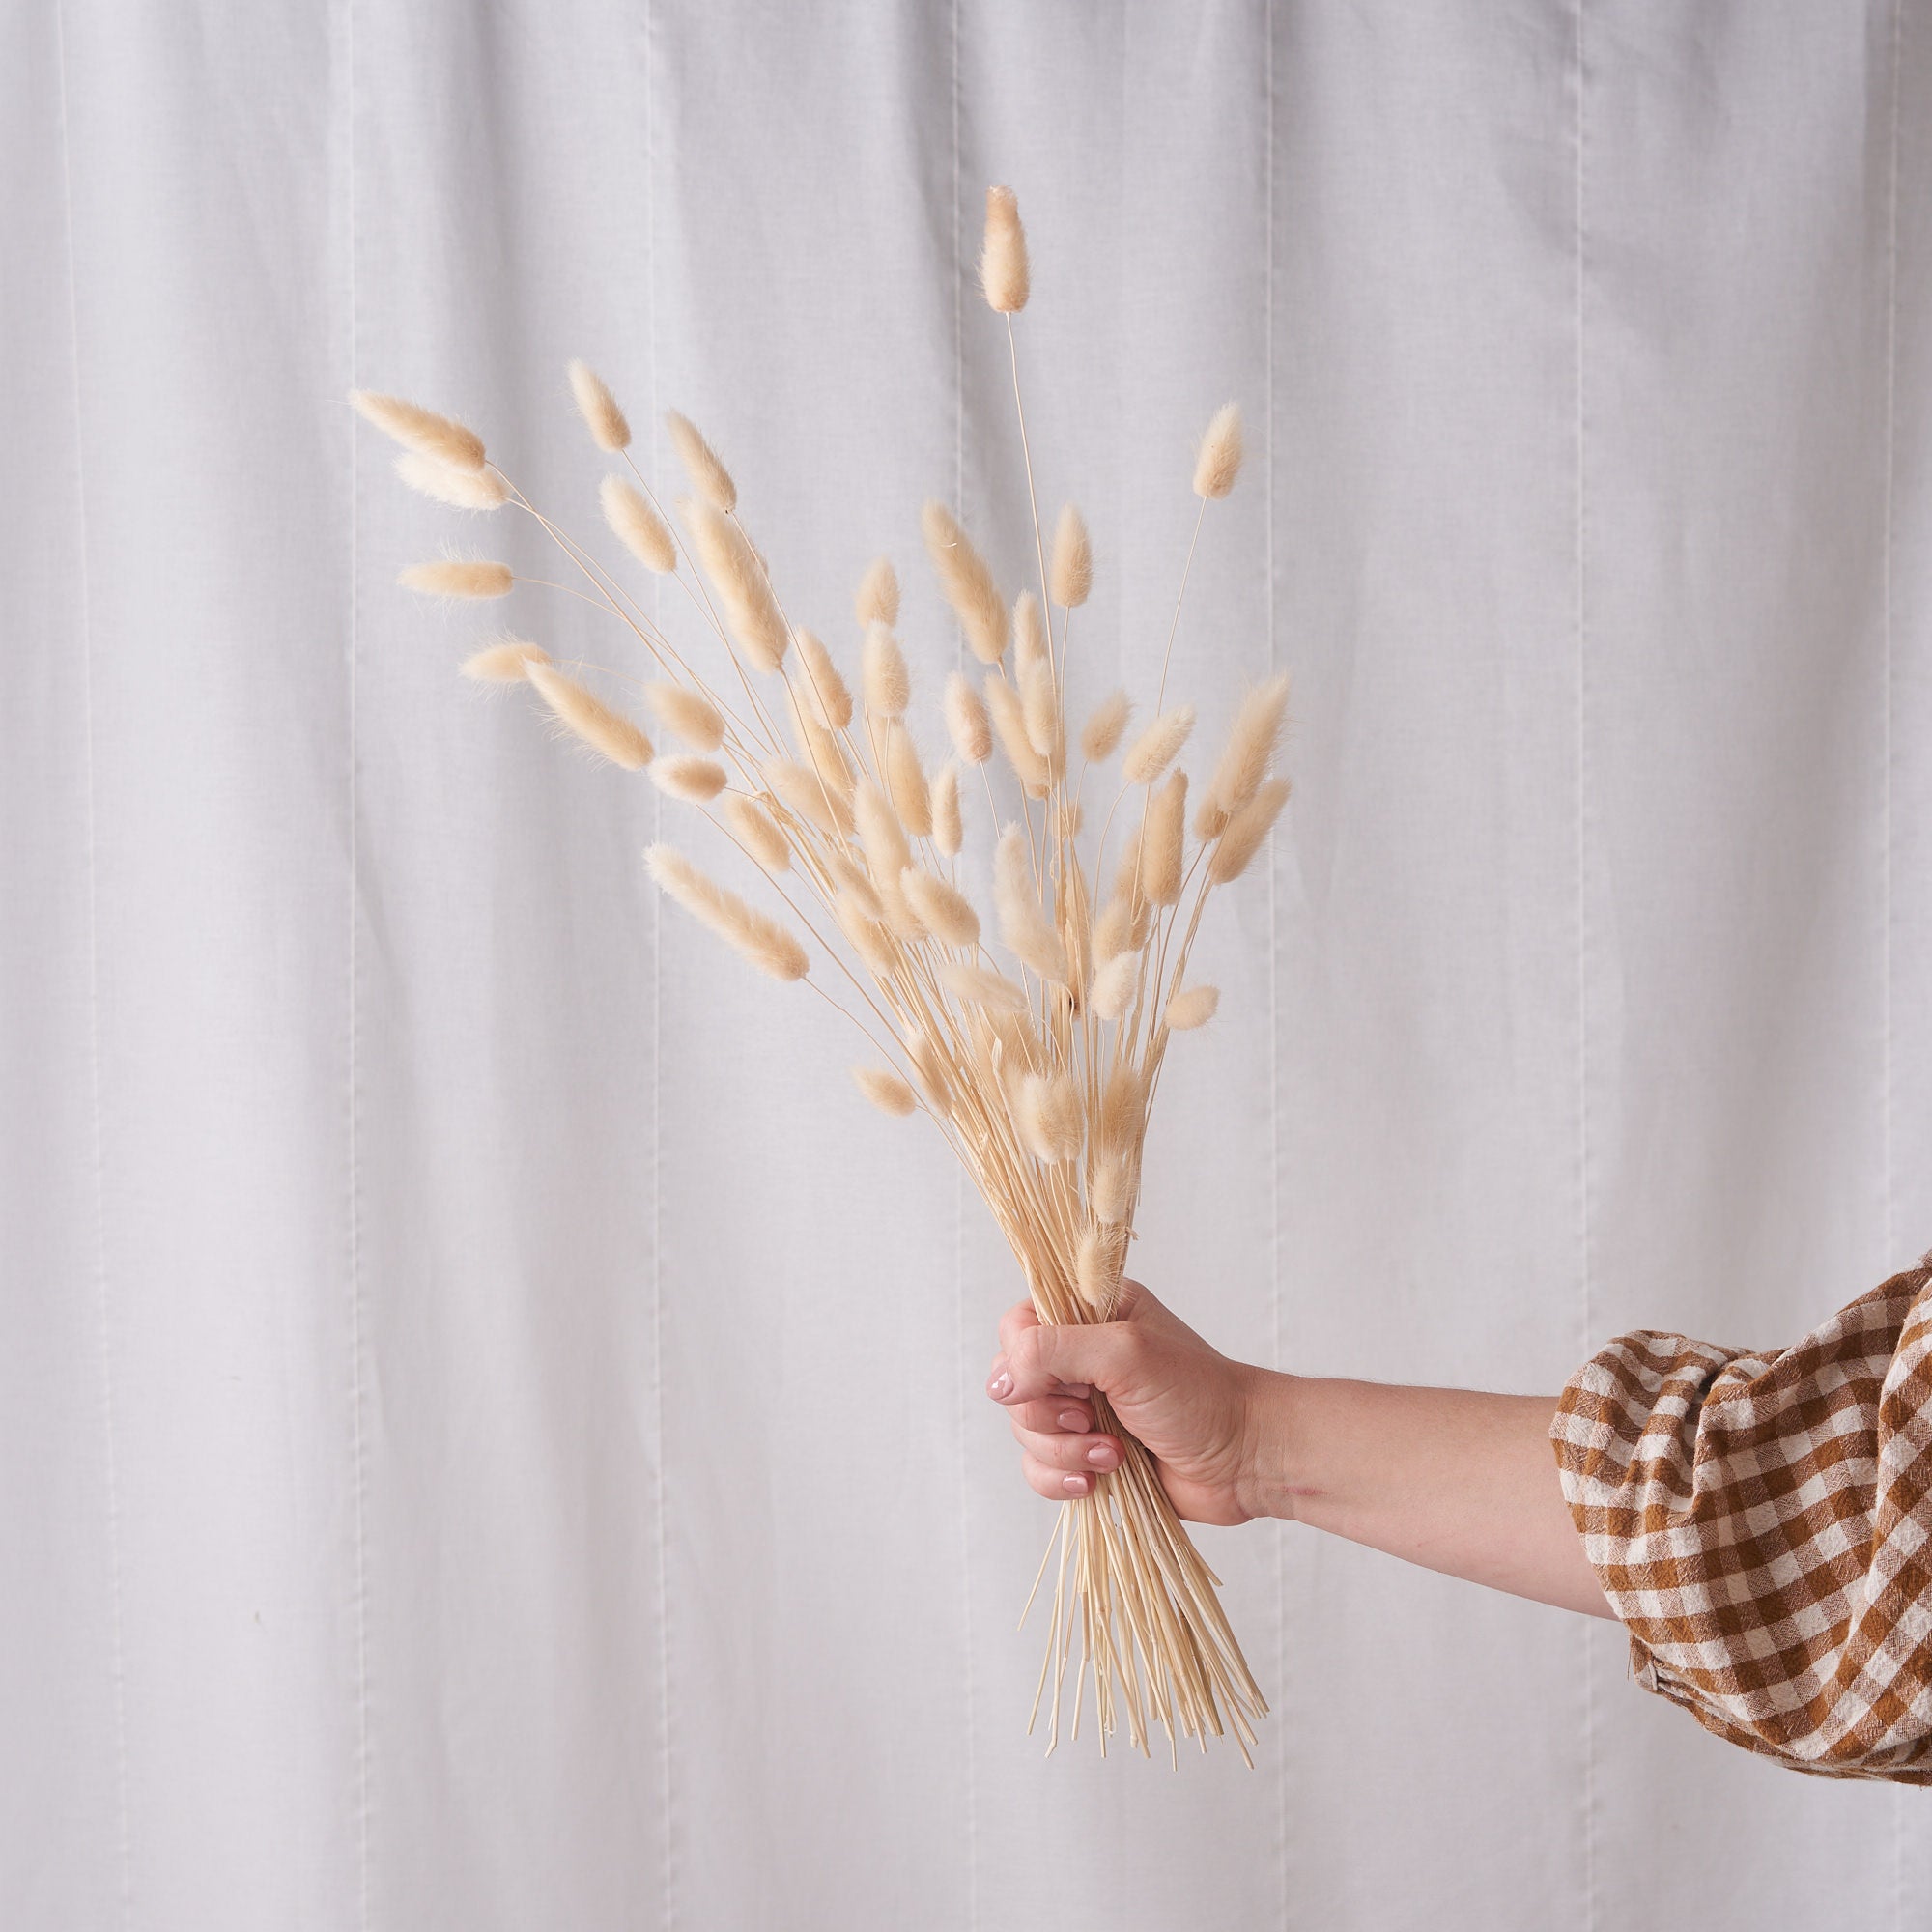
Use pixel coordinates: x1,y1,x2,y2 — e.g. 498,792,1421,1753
984,1278,1263,1526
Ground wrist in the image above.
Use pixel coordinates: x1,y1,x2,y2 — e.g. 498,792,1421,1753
1233,1364,1306,1522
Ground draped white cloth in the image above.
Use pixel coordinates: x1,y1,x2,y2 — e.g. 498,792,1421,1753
6,3,1931,1925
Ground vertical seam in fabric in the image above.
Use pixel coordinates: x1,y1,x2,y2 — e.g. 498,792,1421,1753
1882,1,1903,1919
950,6,978,1922
1264,4,1286,1927
54,10,132,1924
1574,5,1597,1925
644,5,673,1921
343,3,373,1923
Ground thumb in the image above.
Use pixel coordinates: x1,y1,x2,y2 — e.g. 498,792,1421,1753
999,1315,1143,1406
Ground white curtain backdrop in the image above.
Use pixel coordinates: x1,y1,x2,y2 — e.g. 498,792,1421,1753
7,2,1931,1925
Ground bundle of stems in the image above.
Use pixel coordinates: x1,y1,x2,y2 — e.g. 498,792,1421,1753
355,185,1290,1762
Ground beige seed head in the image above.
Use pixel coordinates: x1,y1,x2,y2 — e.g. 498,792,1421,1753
1049,505,1092,608
665,410,736,512
462,638,550,682
1208,776,1291,884
680,498,787,672
395,451,508,510
939,960,1030,1014
944,671,993,766
763,756,856,837
984,671,1050,797
601,474,677,573
793,629,854,728
1018,1072,1082,1164
1013,590,1048,671
567,360,631,452
1091,952,1138,1023
1121,704,1195,784
854,779,912,885
1090,1153,1135,1226
980,185,1030,313
1080,690,1132,763
995,825,1068,982
901,867,980,948
829,850,885,923
1092,895,1137,966
903,1027,953,1112
1097,1063,1147,1158
922,501,1008,665
786,687,855,799
1020,656,1063,767
884,724,932,838
645,843,808,981
644,681,724,751
400,558,513,600
1193,402,1243,500
723,793,791,871
1139,769,1187,906
855,555,900,628
930,762,963,857
1165,984,1220,1032
350,390,486,471
836,894,901,976
526,663,654,769
1076,1224,1124,1312
1199,672,1291,838
851,1065,918,1117
862,622,911,719
650,754,727,803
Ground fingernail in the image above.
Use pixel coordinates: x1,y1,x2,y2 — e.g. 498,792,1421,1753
986,1370,1013,1401
1087,1443,1117,1468
1063,1474,1089,1495
1058,1409,1085,1432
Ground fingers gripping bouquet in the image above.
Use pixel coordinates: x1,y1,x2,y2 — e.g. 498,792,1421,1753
356,187,1290,1762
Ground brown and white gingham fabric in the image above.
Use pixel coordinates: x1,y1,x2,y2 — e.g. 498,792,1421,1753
1549,1258,1932,1781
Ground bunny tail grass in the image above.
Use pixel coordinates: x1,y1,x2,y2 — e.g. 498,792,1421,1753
568,360,632,452
350,390,486,471
980,185,1029,313
526,664,655,769
665,410,736,513
1192,402,1243,500
644,843,808,981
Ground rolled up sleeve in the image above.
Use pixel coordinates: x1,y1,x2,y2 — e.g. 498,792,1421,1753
1548,1260,1932,1782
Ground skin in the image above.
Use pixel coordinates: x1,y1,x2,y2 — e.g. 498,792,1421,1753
986,1277,1615,1621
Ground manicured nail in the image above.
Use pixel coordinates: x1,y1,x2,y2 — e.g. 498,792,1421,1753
1058,1409,1085,1432
987,1369,1013,1400
1063,1474,1089,1494
1087,1443,1117,1468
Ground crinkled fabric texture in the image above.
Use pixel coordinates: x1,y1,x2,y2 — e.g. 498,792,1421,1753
1551,1263,1932,1781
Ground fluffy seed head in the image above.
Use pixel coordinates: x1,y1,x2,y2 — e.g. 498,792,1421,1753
939,960,1030,1013
723,794,790,870
852,1065,918,1117
930,763,963,857
1200,673,1291,838
644,681,724,751
681,498,787,672
985,671,1050,797
400,558,513,599
829,851,885,923
903,1028,952,1112
1193,403,1243,500
837,894,900,975
995,825,1069,982
645,843,808,981
650,754,727,803
1076,1224,1124,1312
462,638,549,681
1208,776,1291,884
1018,1072,1082,1164
1090,1154,1135,1226
944,671,993,765
567,360,631,451
665,410,736,511
980,185,1029,313
855,779,912,884
793,629,854,728
526,664,653,768
1139,770,1187,906
1013,590,1048,671
602,474,677,573
901,867,980,948
1049,505,1092,607
350,390,486,471
1020,656,1063,766
1080,690,1132,763
1091,952,1137,1022
1165,984,1220,1031
1097,1063,1146,1159
395,451,508,509
763,756,855,837
862,622,911,718
884,724,931,838
856,556,900,628
786,687,855,798
922,501,1009,665
1121,704,1195,784
1092,896,1137,965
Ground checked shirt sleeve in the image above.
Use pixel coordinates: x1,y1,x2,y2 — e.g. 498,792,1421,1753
1549,1260,1932,1782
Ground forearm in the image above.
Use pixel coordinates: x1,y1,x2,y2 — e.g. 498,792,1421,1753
1236,1368,1615,1619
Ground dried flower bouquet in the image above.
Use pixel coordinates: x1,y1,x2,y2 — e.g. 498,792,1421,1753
355,186,1289,1762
